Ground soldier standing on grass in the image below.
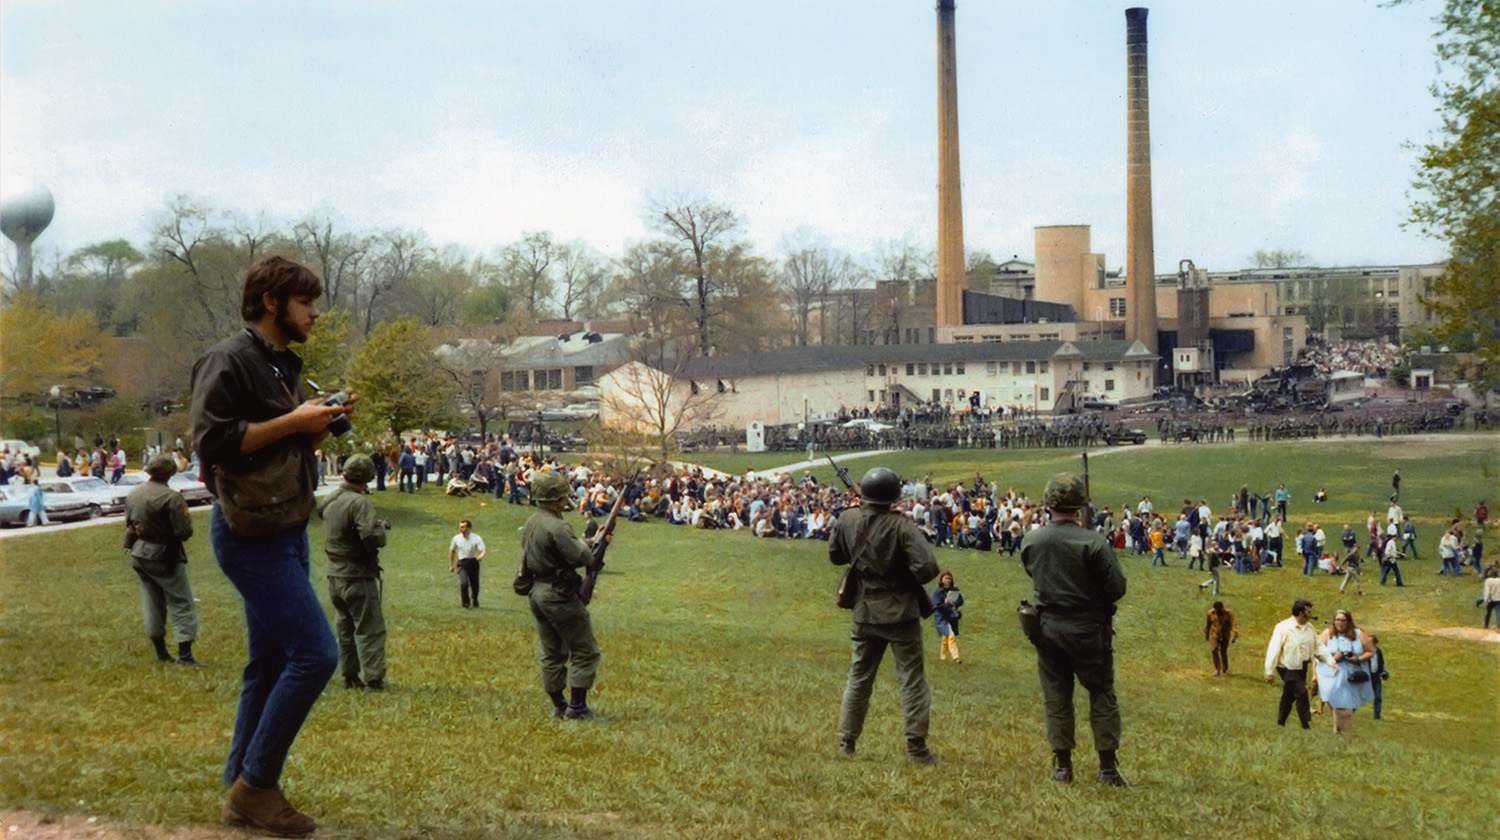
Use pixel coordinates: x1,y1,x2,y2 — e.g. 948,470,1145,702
319,454,390,691
830,467,940,765
1020,473,1129,786
522,470,606,721
124,452,201,666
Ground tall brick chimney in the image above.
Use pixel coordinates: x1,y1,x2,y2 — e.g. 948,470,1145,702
935,0,965,330
1125,7,1159,358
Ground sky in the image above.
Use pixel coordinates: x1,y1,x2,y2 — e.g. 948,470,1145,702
0,0,1453,277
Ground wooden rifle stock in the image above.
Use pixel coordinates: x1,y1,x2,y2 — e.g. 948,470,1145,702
580,470,637,604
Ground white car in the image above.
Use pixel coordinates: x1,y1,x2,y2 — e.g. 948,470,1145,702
41,476,129,517
169,466,214,506
31,481,97,521
842,418,894,432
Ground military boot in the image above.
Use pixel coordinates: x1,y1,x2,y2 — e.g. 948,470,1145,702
905,738,940,766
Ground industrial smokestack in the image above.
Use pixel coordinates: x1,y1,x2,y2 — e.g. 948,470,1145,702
1125,7,1159,358
935,0,965,330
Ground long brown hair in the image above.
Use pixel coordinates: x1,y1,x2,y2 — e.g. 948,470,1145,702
1330,609,1358,641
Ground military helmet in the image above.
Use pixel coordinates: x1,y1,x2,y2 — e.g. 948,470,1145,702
1043,472,1088,511
343,454,376,484
531,469,571,502
145,452,178,479
859,467,902,504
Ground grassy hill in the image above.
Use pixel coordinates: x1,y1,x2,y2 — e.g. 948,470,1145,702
1,433,1496,839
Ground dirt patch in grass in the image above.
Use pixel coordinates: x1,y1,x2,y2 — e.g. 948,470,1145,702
1,811,234,840
1429,626,1500,642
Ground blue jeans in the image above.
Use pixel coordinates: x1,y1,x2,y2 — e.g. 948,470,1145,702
1303,552,1318,576
211,505,338,789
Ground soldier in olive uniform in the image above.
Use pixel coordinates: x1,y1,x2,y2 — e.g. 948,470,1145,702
830,467,941,764
523,469,605,720
1020,472,1129,786
124,453,200,665
318,455,389,691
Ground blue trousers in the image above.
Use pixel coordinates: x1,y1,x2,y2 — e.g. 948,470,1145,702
211,505,338,789
1379,561,1404,586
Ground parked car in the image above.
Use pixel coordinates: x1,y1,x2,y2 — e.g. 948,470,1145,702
0,485,35,526
842,418,894,432
169,466,214,506
32,481,96,521
40,477,128,518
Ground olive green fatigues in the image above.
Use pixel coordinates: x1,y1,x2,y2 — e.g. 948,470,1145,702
1020,520,1127,752
124,479,198,643
523,507,601,693
829,506,940,746
318,483,388,684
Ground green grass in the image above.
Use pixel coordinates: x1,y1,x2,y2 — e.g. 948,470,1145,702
2,433,1498,839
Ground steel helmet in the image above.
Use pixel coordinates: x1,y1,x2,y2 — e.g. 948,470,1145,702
531,469,571,502
145,452,178,479
342,454,375,484
859,467,902,504
1043,472,1088,511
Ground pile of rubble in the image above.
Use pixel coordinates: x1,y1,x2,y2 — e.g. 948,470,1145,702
1294,340,1405,377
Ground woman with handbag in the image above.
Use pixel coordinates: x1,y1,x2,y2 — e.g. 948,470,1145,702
1315,609,1376,734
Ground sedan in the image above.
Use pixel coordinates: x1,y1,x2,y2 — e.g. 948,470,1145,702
31,482,96,522
169,466,214,506
0,485,34,526
43,476,129,517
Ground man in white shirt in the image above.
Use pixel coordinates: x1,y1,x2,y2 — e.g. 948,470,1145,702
1263,599,1335,729
448,520,487,609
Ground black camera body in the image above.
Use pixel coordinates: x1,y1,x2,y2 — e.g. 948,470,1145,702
322,391,353,436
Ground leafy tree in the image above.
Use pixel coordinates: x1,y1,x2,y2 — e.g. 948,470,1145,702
299,306,353,392
54,239,143,332
345,319,458,439
0,293,105,406
1402,0,1500,390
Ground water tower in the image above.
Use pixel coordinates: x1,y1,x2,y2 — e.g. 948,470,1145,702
1,185,56,289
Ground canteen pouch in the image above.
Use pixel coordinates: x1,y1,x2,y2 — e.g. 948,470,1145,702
1017,599,1041,642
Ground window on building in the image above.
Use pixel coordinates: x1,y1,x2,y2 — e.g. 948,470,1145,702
955,335,973,343
1105,379,1116,391
1082,362,1091,372
1039,361,1049,373
1104,363,1114,371
906,363,915,375
944,389,954,401
879,389,887,402
956,362,965,375
918,363,928,375
574,366,594,386
986,361,997,375
931,389,941,402
878,364,887,376
868,390,875,402
1039,387,1050,402
1026,361,1036,374
690,380,700,395
1038,332,1059,340
500,371,518,391
716,379,726,393
928,328,936,343
867,365,875,377
944,362,954,375
1109,297,1127,317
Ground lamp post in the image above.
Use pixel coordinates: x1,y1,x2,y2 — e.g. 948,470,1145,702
49,385,63,450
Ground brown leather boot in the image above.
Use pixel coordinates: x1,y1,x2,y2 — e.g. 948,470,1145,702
222,778,316,837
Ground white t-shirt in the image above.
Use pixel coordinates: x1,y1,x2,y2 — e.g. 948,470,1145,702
450,532,486,560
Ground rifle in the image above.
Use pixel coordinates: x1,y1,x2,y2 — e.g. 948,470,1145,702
579,469,638,604
827,455,854,491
